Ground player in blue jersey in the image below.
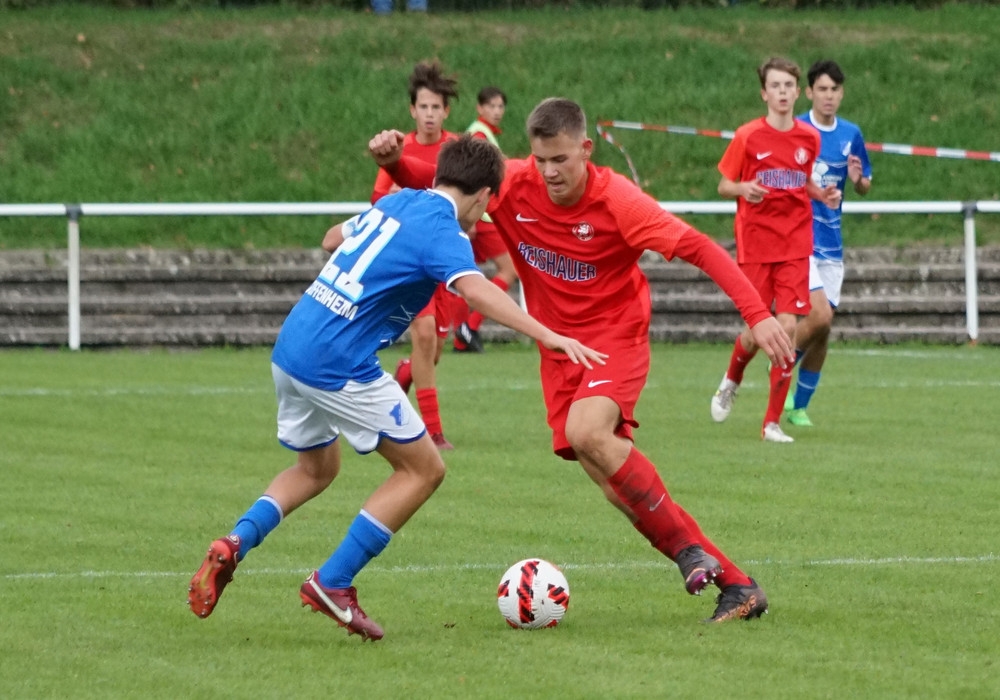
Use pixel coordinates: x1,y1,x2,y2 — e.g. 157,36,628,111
787,59,872,427
187,135,606,641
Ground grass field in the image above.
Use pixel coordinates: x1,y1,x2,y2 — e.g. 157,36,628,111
2,4,1000,248
2,342,998,698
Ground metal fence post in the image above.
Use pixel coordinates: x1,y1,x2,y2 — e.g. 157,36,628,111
962,201,979,344
67,204,82,351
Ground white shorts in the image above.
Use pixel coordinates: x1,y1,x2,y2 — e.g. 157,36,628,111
272,364,426,455
808,257,845,308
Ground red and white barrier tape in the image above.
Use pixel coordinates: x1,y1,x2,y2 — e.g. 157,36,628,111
595,119,1000,184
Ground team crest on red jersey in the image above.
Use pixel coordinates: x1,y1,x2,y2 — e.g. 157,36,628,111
794,148,809,165
573,222,595,241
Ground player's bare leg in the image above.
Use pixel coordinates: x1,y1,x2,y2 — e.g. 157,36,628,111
566,397,721,595
300,436,446,641
189,443,340,618
787,288,834,426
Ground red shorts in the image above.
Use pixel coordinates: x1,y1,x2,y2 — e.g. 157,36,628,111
471,220,508,264
416,283,458,338
739,258,811,316
540,337,649,461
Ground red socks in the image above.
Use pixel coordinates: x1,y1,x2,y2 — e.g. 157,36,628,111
765,362,793,427
415,388,442,435
674,505,751,588
725,336,758,385
608,449,751,588
607,449,695,559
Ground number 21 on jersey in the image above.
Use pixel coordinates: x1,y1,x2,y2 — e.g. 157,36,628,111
318,208,400,302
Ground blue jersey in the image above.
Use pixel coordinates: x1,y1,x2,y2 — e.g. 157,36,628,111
272,189,482,390
798,111,872,261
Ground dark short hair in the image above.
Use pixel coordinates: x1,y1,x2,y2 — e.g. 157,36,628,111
807,59,846,87
757,56,801,88
526,97,586,140
409,61,459,107
477,86,507,106
434,134,504,195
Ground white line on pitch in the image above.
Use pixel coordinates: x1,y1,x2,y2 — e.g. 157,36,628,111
0,386,264,397
4,553,997,581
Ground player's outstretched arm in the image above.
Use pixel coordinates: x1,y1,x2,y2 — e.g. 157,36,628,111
368,130,437,190
671,230,795,367
452,274,607,369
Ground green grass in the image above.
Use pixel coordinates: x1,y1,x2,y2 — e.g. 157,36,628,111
1,4,999,248
2,342,999,698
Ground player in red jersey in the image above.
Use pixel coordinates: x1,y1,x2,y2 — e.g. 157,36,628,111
369,97,795,623
710,56,842,444
367,61,460,450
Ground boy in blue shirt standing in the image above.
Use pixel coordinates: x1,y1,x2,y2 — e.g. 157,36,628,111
788,60,873,427
187,135,604,641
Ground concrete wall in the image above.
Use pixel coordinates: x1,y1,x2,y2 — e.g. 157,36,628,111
2,246,998,347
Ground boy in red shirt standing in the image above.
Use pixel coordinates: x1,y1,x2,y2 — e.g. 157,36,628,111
369,98,796,622
710,56,842,443
369,61,460,450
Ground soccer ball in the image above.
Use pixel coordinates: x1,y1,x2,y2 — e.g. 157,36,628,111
497,558,570,629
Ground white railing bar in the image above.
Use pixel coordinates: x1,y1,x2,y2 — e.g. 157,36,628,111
841,201,965,215
657,201,968,215
658,201,736,214
78,202,368,217
0,204,69,216
0,201,995,348
0,200,983,217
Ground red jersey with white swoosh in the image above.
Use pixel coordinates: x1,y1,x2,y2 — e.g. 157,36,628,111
487,158,690,348
718,117,820,264
385,151,773,353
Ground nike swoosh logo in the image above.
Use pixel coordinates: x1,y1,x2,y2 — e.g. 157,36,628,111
516,213,538,222
438,326,450,334
307,578,353,625
649,494,666,512
587,379,612,388
795,300,807,308
756,152,772,160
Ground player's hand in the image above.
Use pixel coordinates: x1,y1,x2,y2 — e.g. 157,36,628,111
368,130,406,167
847,154,863,185
539,334,608,370
741,181,769,204
822,183,843,209
748,317,795,369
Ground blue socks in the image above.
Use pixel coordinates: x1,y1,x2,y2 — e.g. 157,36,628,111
318,510,393,589
228,500,393,588
793,369,821,410
231,496,283,561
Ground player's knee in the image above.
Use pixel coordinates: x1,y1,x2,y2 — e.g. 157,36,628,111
816,304,835,328
418,454,447,491
564,422,608,461
297,452,339,490
410,321,437,345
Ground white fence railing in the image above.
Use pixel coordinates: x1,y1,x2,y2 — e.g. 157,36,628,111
0,200,995,350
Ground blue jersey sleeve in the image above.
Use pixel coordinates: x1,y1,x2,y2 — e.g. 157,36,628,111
272,189,480,389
